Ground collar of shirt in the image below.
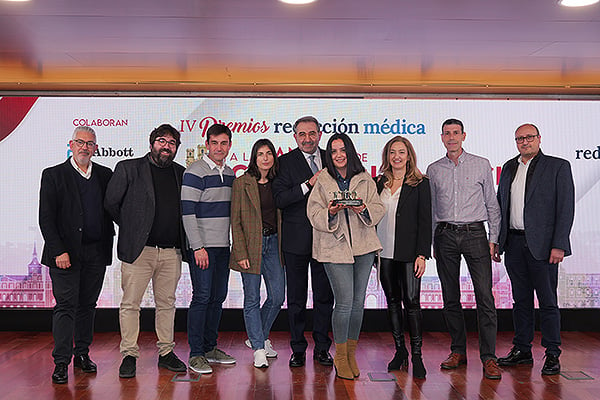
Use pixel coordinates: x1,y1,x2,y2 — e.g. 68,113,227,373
444,149,468,166
301,149,322,170
70,156,93,179
518,155,534,166
203,154,226,180
335,171,350,191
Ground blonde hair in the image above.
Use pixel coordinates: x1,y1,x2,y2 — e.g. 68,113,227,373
379,136,424,187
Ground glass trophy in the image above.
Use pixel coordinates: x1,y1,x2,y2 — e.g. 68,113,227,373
331,190,363,206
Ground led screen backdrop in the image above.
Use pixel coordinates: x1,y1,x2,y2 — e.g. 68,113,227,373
1,96,598,309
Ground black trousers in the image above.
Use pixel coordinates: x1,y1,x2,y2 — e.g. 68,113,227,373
380,258,423,353
284,251,333,353
504,232,561,356
434,223,497,362
49,242,107,365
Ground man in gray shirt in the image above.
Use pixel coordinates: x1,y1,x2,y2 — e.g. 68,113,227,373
426,118,501,380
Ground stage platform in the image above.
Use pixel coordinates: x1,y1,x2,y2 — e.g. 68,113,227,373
1,331,599,400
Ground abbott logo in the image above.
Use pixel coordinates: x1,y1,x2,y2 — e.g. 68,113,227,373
575,146,600,160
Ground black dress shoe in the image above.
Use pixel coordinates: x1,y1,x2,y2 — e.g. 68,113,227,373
73,354,97,373
289,352,306,367
541,354,560,375
119,355,137,378
158,351,187,372
52,363,68,384
313,349,334,366
497,347,533,366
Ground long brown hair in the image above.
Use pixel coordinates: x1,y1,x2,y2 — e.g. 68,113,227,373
379,136,424,187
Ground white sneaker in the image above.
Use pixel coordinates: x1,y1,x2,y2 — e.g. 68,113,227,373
264,339,278,358
254,349,268,368
245,338,278,358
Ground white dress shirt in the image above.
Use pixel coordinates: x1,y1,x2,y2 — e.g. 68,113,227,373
509,156,532,230
301,149,323,195
70,157,93,179
377,186,402,259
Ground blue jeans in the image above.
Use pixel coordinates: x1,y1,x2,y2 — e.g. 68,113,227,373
324,252,375,344
241,234,285,350
187,247,230,357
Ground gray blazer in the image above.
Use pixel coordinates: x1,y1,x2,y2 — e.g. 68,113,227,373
104,154,187,263
497,151,575,260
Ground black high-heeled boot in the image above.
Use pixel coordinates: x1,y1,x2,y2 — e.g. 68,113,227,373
387,303,408,371
408,308,426,379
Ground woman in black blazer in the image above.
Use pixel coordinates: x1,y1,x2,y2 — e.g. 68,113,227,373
376,136,431,379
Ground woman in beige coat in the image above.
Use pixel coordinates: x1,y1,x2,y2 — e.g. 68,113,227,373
230,139,284,369
307,133,384,380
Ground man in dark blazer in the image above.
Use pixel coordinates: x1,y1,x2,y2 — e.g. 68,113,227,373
495,123,575,376
105,124,187,378
39,126,114,384
272,115,334,367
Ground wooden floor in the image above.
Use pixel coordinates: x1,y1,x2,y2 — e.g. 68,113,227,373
1,331,599,400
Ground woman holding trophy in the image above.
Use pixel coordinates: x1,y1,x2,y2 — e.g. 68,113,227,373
307,133,384,380
375,136,431,379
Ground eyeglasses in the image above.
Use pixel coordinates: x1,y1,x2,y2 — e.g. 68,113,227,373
155,137,177,147
73,139,96,148
515,134,539,143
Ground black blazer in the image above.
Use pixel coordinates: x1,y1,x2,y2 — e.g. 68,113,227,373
376,175,432,262
497,152,574,260
104,154,187,264
39,159,114,268
272,147,326,255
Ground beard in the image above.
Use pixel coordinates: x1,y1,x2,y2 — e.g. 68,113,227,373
73,150,91,167
150,147,175,167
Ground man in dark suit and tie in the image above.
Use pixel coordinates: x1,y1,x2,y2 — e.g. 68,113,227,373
272,115,334,367
39,126,114,384
495,123,575,375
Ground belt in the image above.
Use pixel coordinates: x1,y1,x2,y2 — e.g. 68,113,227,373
146,244,178,249
508,229,525,236
438,222,484,232
262,227,277,236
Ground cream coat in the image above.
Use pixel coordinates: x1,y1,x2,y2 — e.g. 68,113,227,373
307,170,384,264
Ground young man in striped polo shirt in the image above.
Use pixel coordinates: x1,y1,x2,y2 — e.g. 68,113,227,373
182,123,236,374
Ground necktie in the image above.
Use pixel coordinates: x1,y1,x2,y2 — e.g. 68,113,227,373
309,154,318,174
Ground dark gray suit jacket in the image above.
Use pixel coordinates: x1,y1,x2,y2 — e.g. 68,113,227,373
497,151,575,260
272,147,326,255
39,159,114,268
104,153,187,263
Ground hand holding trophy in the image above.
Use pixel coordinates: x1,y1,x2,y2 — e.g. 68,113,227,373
329,190,365,215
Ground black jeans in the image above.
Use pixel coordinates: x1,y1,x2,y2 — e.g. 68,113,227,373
434,223,497,362
504,232,561,356
49,242,106,365
284,251,333,353
380,258,423,355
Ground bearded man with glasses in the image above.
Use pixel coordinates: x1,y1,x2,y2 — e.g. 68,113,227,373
105,123,188,378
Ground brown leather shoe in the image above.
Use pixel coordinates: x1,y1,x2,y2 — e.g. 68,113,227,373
440,353,467,369
483,359,502,380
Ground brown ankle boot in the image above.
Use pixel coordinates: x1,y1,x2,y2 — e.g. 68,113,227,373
347,339,360,377
333,342,354,380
